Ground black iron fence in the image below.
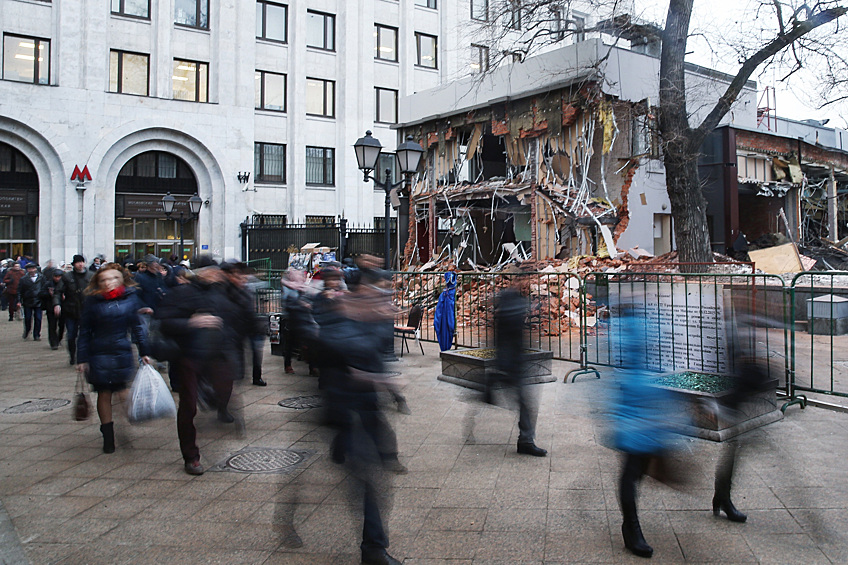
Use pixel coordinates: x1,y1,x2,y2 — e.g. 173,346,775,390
240,220,395,269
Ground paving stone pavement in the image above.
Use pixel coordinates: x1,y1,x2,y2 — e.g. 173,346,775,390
2,316,848,564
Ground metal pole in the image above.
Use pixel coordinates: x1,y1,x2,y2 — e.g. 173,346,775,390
384,170,391,270
179,211,185,261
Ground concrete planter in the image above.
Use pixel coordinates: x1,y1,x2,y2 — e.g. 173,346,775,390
658,372,782,442
438,348,554,391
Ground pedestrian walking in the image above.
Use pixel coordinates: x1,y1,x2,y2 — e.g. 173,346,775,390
76,263,150,453
17,262,47,341
221,260,266,386
3,261,25,321
55,255,93,365
282,269,317,375
45,269,65,349
154,255,243,475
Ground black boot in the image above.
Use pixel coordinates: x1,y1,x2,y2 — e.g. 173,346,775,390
100,422,115,454
622,519,653,558
712,496,747,522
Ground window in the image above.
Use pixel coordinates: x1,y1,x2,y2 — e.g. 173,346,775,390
507,1,521,30
254,143,286,183
572,14,586,42
305,147,334,186
375,87,397,124
175,0,208,29
2,35,50,85
305,215,334,225
115,151,196,194
374,25,398,62
307,10,335,51
374,217,397,230
256,0,288,43
415,0,436,8
255,70,286,111
471,0,488,21
470,44,489,73
306,78,335,117
415,33,437,69
112,0,150,18
375,153,397,186
551,7,565,41
172,59,208,102
109,50,149,95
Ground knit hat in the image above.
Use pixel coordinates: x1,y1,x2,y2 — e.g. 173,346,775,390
72,254,85,264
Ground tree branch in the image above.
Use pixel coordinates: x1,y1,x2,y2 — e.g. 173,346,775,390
693,5,847,144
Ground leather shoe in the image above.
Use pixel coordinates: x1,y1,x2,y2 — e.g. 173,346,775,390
184,460,204,475
252,378,267,386
284,366,295,374
217,409,235,424
517,442,547,457
713,496,747,522
361,550,402,565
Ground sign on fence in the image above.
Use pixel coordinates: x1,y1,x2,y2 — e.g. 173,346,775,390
610,282,728,373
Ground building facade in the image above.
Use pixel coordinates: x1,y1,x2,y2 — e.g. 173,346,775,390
0,0,493,264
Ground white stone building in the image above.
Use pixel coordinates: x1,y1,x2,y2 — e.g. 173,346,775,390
0,0,512,264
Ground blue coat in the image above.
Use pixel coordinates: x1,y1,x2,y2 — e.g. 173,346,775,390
433,272,456,352
610,309,676,455
77,288,148,388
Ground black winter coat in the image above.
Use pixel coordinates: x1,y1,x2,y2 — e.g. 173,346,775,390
154,280,249,374
18,273,49,309
56,270,93,319
77,288,148,388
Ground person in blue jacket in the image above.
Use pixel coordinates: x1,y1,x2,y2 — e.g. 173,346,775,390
77,263,150,454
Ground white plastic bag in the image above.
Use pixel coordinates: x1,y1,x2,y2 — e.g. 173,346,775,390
128,363,177,423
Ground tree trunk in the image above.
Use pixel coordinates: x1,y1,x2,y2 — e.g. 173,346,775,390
664,151,713,265
659,0,713,267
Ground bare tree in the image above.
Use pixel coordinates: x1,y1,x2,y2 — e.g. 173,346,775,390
474,0,847,264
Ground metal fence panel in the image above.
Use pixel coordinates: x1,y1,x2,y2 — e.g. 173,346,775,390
790,271,848,406
579,272,790,392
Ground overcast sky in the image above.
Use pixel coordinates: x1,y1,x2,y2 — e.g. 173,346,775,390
635,0,848,128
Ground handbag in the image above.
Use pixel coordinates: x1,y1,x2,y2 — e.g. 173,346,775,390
73,372,90,421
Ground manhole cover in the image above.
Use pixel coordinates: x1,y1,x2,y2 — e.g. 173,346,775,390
208,447,312,474
278,395,323,409
3,399,70,414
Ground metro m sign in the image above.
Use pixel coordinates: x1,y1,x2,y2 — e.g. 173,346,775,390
71,165,92,182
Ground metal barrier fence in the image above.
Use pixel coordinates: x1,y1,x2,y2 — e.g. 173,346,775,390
789,271,848,408
392,272,448,344
575,272,791,400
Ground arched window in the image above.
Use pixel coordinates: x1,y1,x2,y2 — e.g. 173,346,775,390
115,150,196,194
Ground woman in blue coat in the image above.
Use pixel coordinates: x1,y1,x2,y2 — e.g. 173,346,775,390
77,263,150,453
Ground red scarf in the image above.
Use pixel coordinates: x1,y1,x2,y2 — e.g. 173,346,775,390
102,285,126,300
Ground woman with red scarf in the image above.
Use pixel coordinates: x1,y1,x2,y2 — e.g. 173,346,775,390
77,263,150,453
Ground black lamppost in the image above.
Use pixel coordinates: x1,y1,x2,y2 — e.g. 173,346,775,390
162,192,203,260
353,131,424,270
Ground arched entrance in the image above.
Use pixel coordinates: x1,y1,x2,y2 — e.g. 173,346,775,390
114,150,199,263
0,142,38,260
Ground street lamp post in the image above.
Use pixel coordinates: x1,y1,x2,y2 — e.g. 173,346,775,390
353,131,424,270
162,192,203,261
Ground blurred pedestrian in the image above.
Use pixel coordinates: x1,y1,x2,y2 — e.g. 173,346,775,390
315,255,405,565
155,255,243,475
45,269,65,349
55,255,93,365
487,277,547,457
222,260,266,386
610,302,679,559
282,269,317,375
18,262,46,341
76,263,150,453
3,261,24,321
